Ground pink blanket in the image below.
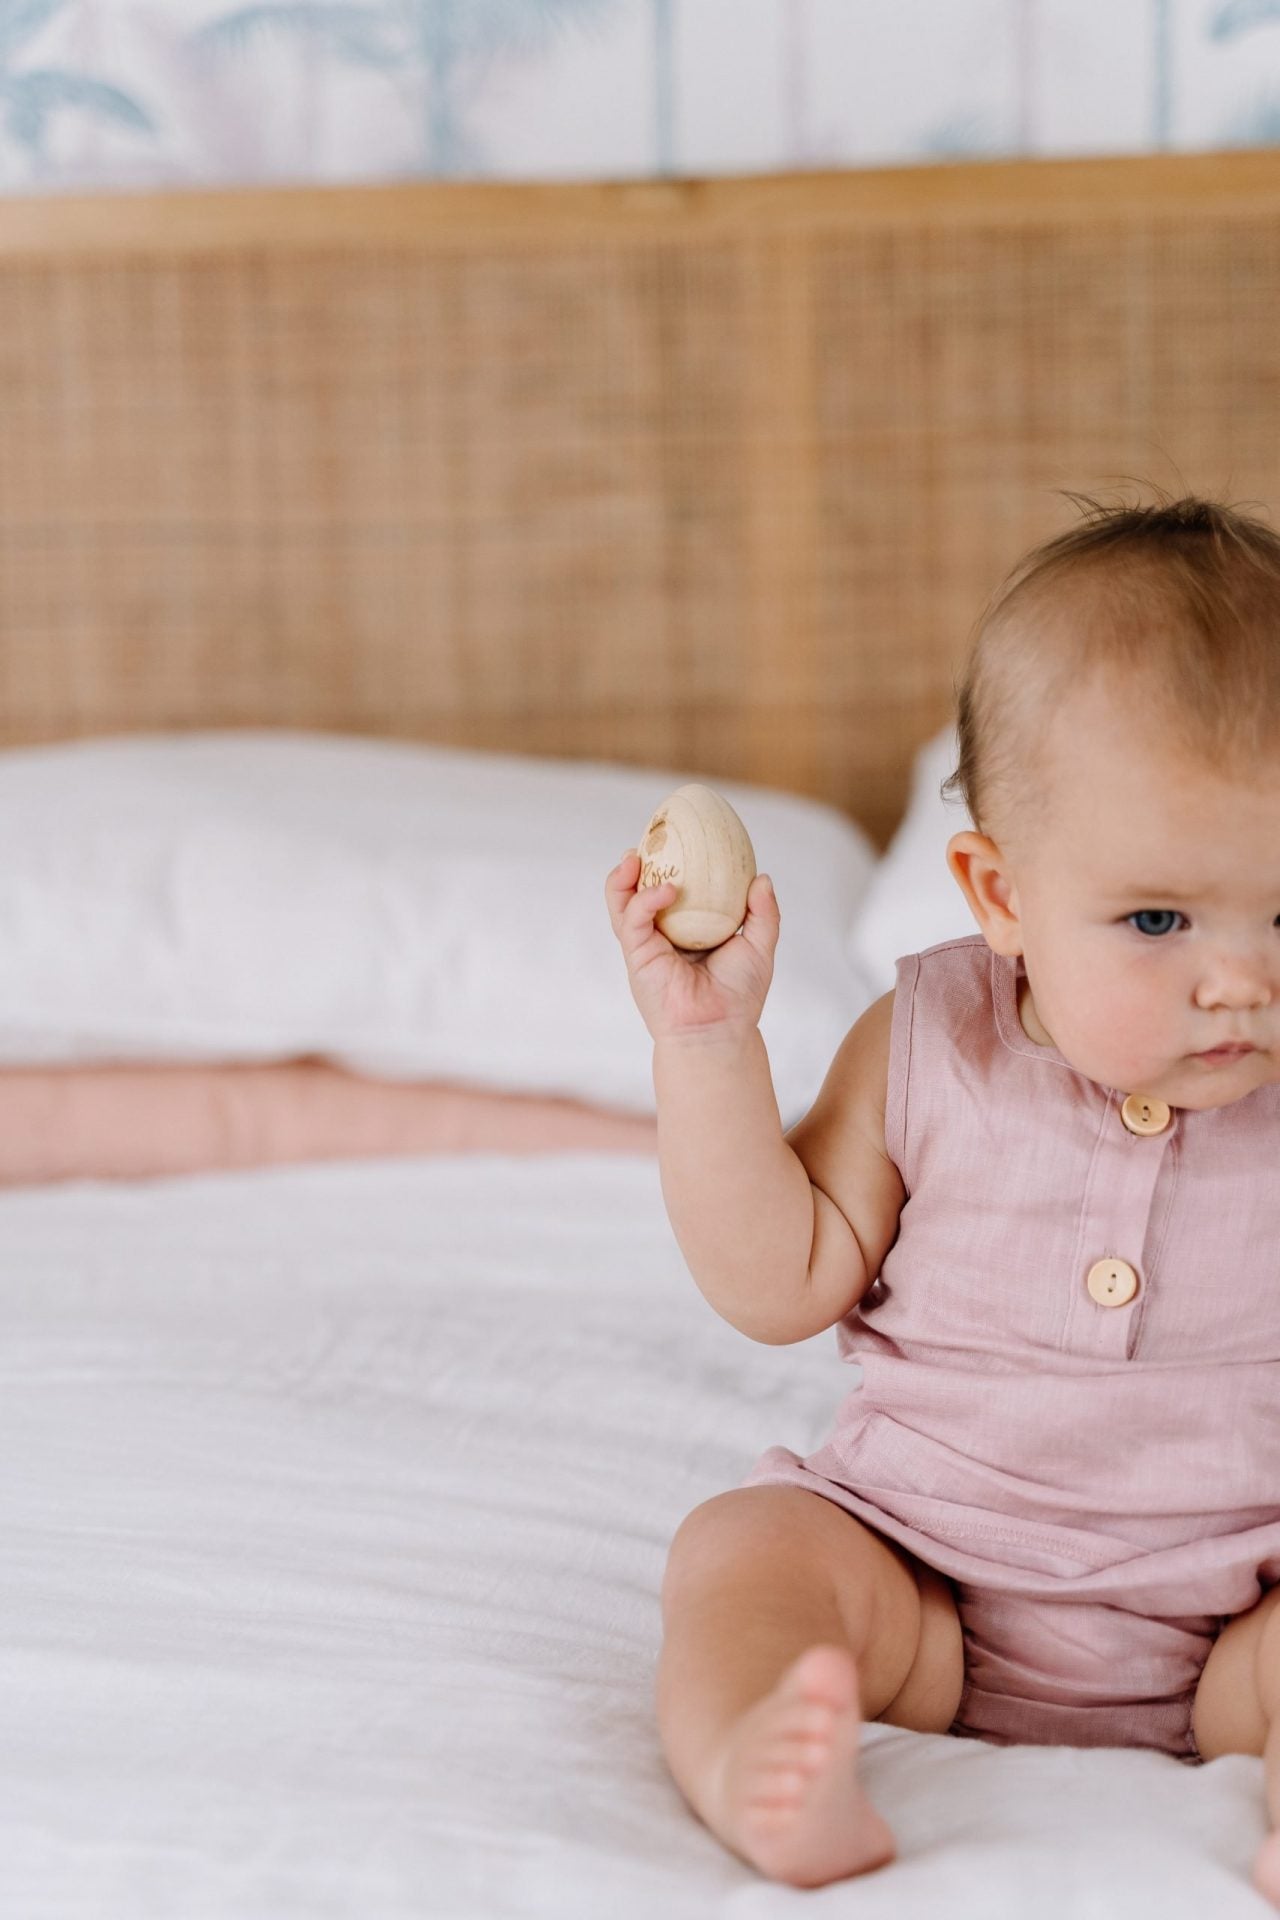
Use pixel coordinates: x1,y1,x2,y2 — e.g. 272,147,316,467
0,1063,658,1186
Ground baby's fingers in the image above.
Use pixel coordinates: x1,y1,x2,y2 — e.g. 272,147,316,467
734,873,780,960
604,850,641,931
605,850,677,946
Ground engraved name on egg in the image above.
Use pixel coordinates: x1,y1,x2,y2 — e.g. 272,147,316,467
639,784,757,951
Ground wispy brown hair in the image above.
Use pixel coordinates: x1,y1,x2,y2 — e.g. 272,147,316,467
941,489,1280,848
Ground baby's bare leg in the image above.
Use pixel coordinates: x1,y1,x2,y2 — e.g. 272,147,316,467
656,1485,964,1888
1196,1584,1280,1906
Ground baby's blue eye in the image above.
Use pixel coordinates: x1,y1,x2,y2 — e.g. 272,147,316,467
1128,909,1183,937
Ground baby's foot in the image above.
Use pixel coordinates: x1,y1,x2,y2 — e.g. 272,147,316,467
1253,1830,1280,1906
702,1643,896,1888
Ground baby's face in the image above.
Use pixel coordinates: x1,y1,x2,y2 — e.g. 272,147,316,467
947,674,1280,1110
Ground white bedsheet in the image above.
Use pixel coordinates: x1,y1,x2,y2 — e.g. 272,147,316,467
0,1153,1271,1918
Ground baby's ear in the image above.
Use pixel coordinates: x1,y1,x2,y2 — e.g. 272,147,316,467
945,831,1023,955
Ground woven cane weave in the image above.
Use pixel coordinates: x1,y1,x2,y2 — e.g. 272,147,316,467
1,154,1278,847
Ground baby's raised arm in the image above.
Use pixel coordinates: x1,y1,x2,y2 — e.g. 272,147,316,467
605,850,905,1344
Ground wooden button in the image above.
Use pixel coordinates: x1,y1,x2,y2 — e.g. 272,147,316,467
1120,1093,1172,1136
1086,1258,1138,1307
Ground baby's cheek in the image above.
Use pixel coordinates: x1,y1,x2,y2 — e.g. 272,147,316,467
1069,938,1171,1064
1091,992,1174,1086
1059,972,1168,1089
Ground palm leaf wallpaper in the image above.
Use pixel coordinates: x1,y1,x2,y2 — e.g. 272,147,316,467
1,0,1279,193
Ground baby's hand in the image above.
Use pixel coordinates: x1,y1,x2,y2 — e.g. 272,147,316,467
604,851,781,1044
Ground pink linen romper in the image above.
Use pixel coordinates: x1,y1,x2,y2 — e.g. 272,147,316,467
741,932,1280,1762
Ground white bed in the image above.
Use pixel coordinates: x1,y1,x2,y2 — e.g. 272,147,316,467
0,729,1269,1919
2,1149,1272,1918
9,152,1280,1917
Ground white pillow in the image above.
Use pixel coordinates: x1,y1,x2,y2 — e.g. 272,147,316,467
0,732,880,1129
847,725,979,997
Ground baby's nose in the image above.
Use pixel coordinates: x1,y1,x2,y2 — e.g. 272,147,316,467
1194,956,1274,1010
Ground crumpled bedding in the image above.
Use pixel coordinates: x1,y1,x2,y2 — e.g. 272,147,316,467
0,1154,1270,1917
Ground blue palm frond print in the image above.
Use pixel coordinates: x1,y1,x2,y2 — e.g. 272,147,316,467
194,0,625,175
194,5,402,71
1220,86,1280,137
0,0,66,61
921,109,999,158
415,0,624,61
0,0,155,165
1210,0,1280,38
1206,0,1280,145
1151,0,1172,145
0,70,152,143
651,0,673,172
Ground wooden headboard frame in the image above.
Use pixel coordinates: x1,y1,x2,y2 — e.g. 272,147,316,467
2,151,1280,848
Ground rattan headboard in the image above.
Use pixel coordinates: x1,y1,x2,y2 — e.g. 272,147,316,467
3,152,1280,848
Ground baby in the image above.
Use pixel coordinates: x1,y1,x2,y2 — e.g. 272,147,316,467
605,493,1280,1896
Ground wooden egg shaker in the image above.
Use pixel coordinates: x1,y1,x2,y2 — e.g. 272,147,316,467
639,784,757,951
